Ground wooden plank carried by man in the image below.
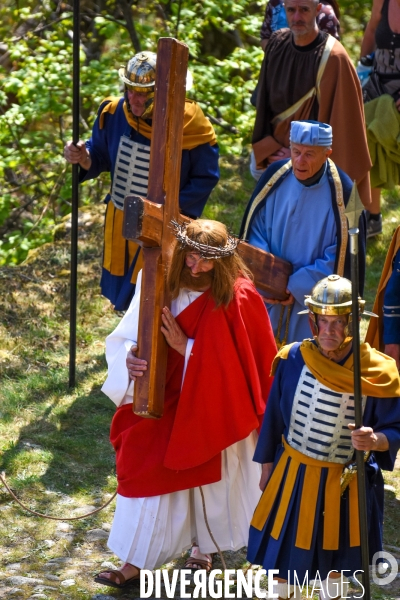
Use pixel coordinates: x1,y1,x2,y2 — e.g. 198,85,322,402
123,37,292,419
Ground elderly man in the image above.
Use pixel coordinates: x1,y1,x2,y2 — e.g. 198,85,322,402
64,52,219,311
95,219,276,589
247,274,400,600
240,120,366,346
252,0,371,206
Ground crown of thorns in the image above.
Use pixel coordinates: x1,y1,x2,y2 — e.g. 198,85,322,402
170,220,239,259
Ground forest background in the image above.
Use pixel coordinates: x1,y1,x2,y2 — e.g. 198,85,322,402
0,0,379,266
1,2,400,600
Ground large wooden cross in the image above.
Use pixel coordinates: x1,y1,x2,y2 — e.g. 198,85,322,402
122,37,292,419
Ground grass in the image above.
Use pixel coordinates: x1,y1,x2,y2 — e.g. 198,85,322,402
0,158,399,599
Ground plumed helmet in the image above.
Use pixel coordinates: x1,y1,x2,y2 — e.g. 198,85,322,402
118,52,156,89
304,274,365,316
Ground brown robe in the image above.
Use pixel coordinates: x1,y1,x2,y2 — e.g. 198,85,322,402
252,29,372,207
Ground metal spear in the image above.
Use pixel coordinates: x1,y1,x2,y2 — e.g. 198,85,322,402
69,0,80,388
345,183,370,599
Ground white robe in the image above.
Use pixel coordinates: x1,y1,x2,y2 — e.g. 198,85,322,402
101,272,261,569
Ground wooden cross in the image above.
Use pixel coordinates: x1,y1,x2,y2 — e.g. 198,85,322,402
122,37,292,419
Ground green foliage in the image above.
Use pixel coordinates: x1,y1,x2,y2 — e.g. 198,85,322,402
0,0,373,265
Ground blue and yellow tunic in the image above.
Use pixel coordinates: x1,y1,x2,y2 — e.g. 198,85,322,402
79,97,220,310
247,341,400,582
383,249,400,344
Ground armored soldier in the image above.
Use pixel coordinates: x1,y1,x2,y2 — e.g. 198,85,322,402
64,52,219,310
95,219,276,589
247,274,400,600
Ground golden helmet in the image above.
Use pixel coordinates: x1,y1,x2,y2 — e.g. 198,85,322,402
118,52,156,89
119,52,156,119
304,274,365,315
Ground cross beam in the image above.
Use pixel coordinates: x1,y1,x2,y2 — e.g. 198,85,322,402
123,38,292,419
123,195,292,300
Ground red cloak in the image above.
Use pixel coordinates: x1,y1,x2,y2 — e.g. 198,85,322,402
110,278,276,497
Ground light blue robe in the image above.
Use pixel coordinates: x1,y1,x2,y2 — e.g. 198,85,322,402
248,166,337,343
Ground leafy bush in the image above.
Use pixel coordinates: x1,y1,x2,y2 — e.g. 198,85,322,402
0,0,372,265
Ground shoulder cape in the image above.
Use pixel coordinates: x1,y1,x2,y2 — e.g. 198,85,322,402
164,278,277,470
272,340,400,397
108,278,276,497
97,96,217,150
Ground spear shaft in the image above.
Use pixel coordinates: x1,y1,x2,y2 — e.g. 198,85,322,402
349,228,371,599
69,0,80,388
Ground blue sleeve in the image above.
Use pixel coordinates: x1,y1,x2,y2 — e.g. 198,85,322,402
248,207,271,254
364,395,400,471
288,241,337,304
79,103,114,182
178,143,220,218
254,343,306,464
383,250,400,344
254,360,285,464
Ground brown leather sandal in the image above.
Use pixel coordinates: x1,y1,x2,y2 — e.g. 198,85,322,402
184,556,213,572
94,568,140,589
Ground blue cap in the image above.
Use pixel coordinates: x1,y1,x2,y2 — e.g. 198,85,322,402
290,120,332,146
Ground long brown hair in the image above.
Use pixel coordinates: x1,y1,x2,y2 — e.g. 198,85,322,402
167,219,252,307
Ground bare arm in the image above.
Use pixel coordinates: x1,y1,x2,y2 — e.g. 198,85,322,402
267,147,291,164
360,0,384,57
348,424,389,452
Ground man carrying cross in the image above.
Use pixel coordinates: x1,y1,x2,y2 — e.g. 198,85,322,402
64,51,219,311
95,218,277,589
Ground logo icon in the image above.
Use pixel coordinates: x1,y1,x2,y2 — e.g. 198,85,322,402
371,551,398,586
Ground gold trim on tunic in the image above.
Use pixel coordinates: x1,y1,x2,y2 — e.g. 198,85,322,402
242,161,292,239
251,437,360,551
103,201,142,279
327,158,347,277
